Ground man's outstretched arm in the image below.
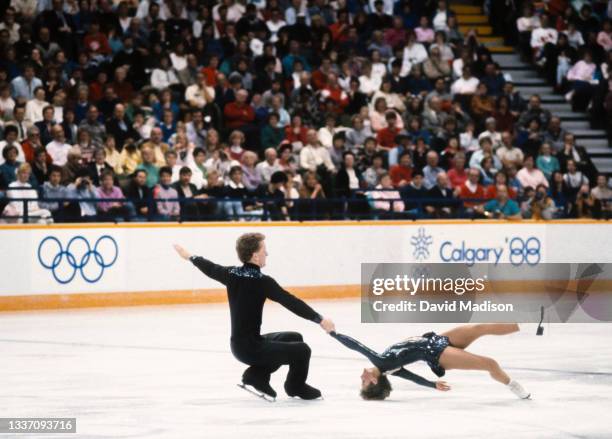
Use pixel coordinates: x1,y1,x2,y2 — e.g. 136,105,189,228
264,276,335,333
174,244,230,285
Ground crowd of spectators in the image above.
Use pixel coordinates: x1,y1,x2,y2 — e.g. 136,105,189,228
492,0,612,131
0,0,610,223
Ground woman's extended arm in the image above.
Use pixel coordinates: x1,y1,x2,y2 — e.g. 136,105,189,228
329,332,387,370
390,367,437,389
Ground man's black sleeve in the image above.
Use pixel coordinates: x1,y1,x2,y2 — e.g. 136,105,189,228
329,332,387,370
189,256,230,285
391,367,437,389
263,276,322,323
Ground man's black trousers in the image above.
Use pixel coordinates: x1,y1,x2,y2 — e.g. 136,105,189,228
230,331,311,392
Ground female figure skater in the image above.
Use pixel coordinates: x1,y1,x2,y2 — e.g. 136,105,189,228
330,324,530,400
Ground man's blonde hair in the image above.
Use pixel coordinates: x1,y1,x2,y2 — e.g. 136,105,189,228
236,233,265,264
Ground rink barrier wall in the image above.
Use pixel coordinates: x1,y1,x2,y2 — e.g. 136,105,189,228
0,220,610,312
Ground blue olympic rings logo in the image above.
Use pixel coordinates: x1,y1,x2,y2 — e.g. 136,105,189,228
37,235,119,284
508,237,541,266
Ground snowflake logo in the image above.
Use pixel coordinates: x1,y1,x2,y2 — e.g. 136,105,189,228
410,227,433,261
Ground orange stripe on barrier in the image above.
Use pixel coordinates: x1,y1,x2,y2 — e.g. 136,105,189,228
0,285,362,312
0,219,609,230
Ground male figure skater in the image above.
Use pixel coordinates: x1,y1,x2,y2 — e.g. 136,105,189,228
174,233,335,400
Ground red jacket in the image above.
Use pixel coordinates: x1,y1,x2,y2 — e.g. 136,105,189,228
223,102,255,128
389,165,413,187
457,183,485,207
376,127,399,149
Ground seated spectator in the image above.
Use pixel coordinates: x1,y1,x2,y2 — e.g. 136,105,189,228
370,97,403,132
96,170,128,222
40,165,72,222
118,140,142,176
484,171,518,200
317,114,343,149
256,148,281,185
363,153,386,189
376,112,402,150
135,146,160,188
454,167,486,215
45,124,71,166
140,127,169,167
173,166,205,221
261,113,285,150
79,105,106,148
24,86,49,124
372,78,406,114
61,147,85,185
223,165,252,221
469,136,502,171
479,184,521,220
370,172,405,216
299,129,336,174
0,145,22,187
556,132,593,177
297,170,327,220
517,156,549,189
88,148,114,186
67,169,98,221
3,163,52,223
478,117,503,150
250,171,289,221
451,66,479,97
575,183,596,218
470,84,496,127
188,147,208,190
496,132,524,169
125,169,153,220
536,143,560,181
527,184,558,220
479,156,498,187
401,170,427,214
518,95,551,129
0,126,26,163
447,152,468,189
530,14,558,60
563,159,589,202
422,150,444,190
590,175,612,219
425,172,455,218
106,103,139,149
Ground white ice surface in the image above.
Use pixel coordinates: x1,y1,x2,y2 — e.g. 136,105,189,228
2,299,611,439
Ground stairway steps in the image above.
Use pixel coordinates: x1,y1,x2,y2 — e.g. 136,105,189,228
503,69,540,79
584,146,612,157
453,5,482,14
454,2,608,173
555,111,589,120
513,78,549,86
488,46,516,53
516,86,555,95
541,103,573,112
572,129,608,138
592,158,612,173
479,36,505,43
580,138,611,148
561,120,592,130
539,94,566,103
457,14,488,24
458,25,492,35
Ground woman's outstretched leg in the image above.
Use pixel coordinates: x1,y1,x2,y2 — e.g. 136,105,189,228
438,346,530,399
441,323,519,350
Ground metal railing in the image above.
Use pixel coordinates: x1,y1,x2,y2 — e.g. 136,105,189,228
1,187,609,223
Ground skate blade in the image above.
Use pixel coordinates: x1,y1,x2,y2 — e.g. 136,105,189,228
237,383,276,402
288,395,324,401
